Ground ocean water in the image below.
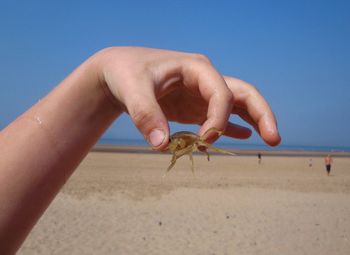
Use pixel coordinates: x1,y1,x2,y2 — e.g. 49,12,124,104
98,138,350,152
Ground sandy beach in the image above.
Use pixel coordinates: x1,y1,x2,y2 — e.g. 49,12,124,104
18,150,350,255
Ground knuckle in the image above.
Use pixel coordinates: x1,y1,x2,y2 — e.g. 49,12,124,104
248,84,261,97
130,105,155,128
223,89,234,103
192,53,211,64
218,86,234,104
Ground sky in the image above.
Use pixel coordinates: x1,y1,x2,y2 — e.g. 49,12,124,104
0,0,349,148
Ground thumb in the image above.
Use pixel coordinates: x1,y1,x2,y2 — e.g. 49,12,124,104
125,92,169,150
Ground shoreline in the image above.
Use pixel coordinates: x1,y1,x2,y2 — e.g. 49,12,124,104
92,144,350,157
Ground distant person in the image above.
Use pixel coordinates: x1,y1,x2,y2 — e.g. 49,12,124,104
0,46,281,253
308,158,313,167
324,154,333,176
258,152,262,164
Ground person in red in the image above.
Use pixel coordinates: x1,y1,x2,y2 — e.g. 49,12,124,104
324,154,333,176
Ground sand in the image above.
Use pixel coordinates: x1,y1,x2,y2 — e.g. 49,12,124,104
18,151,350,255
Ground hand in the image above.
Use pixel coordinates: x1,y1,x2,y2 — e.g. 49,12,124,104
95,47,281,149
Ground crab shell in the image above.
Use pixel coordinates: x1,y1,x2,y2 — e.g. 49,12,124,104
168,131,202,153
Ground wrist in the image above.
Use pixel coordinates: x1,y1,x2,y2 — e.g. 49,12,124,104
88,48,124,115
21,51,123,156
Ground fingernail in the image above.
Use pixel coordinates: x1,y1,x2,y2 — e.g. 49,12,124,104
149,129,165,147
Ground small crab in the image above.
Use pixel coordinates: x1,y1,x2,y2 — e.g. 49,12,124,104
165,128,235,175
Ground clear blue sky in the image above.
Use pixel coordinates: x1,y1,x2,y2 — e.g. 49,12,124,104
1,0,349,148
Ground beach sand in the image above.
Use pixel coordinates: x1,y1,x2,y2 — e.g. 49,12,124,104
18,151,350,255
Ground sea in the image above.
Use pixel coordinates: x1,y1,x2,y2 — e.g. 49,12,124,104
98,138,350,153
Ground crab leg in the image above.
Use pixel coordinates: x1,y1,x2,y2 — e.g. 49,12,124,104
188,152,195,175
193,141,209,161
201,127,223,141
165,145,195,176
208,145,236,156
197,141,236,156
198,147,210,161
166,153,177,173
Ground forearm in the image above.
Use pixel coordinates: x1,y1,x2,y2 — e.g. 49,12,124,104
0,52,121,253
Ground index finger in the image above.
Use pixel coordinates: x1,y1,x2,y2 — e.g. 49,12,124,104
181,55,233,137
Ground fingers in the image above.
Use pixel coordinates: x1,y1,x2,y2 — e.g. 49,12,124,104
224,76,281,146
180,55,233,137
120,78,170,150
224,122,252,139
163,54,280,146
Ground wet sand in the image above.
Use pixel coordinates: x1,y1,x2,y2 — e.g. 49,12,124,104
18,150,350,255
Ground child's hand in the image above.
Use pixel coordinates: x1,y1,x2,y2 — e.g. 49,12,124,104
95,47,280,149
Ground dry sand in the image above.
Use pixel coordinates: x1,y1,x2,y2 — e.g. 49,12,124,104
18,151,350,255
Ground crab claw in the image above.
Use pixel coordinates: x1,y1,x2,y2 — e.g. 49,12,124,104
201,127,223,143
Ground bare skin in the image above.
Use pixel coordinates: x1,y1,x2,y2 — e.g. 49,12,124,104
166,128,235,175
324,154,333,176
0,47,280,254
325,155,333,165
